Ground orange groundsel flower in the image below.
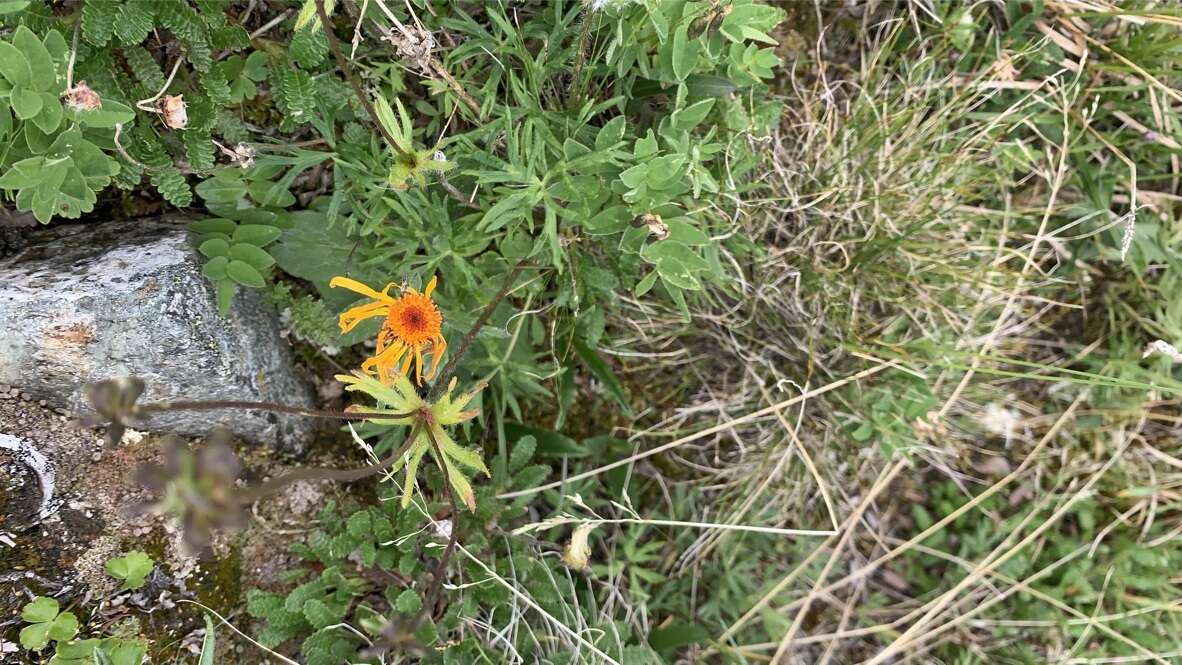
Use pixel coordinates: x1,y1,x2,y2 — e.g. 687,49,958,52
330,275,447,386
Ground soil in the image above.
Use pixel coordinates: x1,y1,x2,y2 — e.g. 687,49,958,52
0,389,349,663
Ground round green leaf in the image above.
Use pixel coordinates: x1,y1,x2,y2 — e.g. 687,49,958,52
231,224,282,247
229,243,275,270
21,597,60,623
199,238,231,258
11,86,43,120
47,611,79,641
190,217,237,235
31,93,63,133
0,40,31,87
226,259,265,288
202,255,229,280
19,622,51,651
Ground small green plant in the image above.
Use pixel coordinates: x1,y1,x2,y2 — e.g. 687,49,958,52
103,550,154,591
19,597,78,651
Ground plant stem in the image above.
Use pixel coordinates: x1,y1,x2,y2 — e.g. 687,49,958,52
421,426,460,614
426,259,529,401
314,0,411,158
137,399,414,422
237,423,420,502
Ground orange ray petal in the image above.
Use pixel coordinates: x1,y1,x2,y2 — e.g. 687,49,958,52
330,276,392,302
423,275,438,298
339,302,389,333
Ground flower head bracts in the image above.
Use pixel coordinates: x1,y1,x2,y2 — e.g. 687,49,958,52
338,371,488,511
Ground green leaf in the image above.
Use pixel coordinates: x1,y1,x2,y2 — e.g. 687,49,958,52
227,259,266,288
633,270,659,297
663,218,710,245
215,279,235,315
31,94,63,133
200,238,231,258
192,218,238,235
671,25,699,81
508,435,535,473
595,116,627,151
11,86,43,119
22,597,60,623
20,622,52,650
0,40,31,87
503,423,586,457
48,612,79,641
202,255,230,280
573,339,632,414
104,551,153,590
648,622,710,651
229,243,275,270
199,614,216,665
13,26,56,91
0,1,30,14
195,175,248,204
71,100,135,128
393,589,422,615
232,224,282,247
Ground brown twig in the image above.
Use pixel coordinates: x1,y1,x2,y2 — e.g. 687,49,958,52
426,259,529,401
138,398,414,422
314,0,411,158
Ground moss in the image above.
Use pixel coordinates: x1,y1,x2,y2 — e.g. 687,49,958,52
193,544,246,614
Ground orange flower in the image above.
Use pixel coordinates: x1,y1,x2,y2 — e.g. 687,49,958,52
330,275,447,386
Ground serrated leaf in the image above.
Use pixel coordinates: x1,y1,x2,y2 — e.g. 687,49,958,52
393,589,422,615
226,259,265,288
19,622,52,650
21,597,59,623
503,423,586,457
508,435,535,473
48,611,79,641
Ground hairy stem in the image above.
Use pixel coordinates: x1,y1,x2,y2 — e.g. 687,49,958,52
138,399,413,422
237,423,420,503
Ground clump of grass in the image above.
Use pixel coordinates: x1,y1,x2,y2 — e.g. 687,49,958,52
593,4,1182,664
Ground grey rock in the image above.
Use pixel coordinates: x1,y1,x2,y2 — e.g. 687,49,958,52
0,218,317,451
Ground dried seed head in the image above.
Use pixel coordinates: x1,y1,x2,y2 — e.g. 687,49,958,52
561,523,598,572
63,81,102,112
160,95,188,129
634,213,668,240
231,142,255,169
